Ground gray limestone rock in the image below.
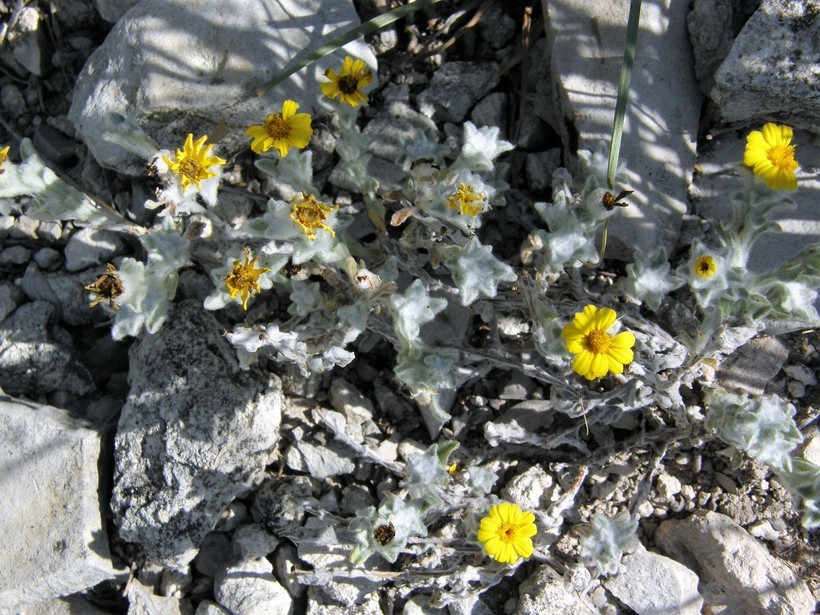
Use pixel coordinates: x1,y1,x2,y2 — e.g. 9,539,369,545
0,396,116,611
688,0,735,95
0,301,94,397
69,0,375,174
603,544,703,615
127,578,193,615
717,335,790,396
214,558,292,615
20,263,107,326
94,0,139,22
516,565,591,615
111,301,282,569
252,475,319,536
0,281,24,322
711,0,819,131
543,0,702,259
418,62,500,123
654,511,815,614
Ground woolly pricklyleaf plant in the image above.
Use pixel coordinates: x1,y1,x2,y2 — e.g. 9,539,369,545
578,512,639,577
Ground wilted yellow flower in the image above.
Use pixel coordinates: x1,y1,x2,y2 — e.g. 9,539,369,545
0,145,10,174
744,123,799,191
562,305,635,380
162,134,226,191
225,248,270,310
290,193,338,240
447,183,486,217
321,56,374,107
84,263,123,309
245,100,313,157
477,502,537,565
693,254,717,279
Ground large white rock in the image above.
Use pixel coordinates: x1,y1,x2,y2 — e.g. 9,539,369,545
214,558,292,615
603,544,703,615
516,565,592,614
711,0,819,131
69,0,376,174
655,511,815,614
542,0,702,259
111,301,283,569
0,396,116,611
690,129,819,273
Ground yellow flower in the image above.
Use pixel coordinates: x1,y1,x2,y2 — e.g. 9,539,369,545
447,183,486,217
321,56,374,107
290,193,338,240
693,254,717,279
477,502,537,565
225,248,270,310
245,100,313,157
562,305,635,380
162,134,226,191
0,145,10,174
744,123,799,191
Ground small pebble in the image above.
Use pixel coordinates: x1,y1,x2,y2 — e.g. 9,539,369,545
787,381,805,398
0,245,32,265
637,501,654,518
783,364,816,386
680,485,696,501
714,472,738,494
656,472,682,500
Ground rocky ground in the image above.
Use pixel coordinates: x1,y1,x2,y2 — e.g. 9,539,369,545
0,0,818,614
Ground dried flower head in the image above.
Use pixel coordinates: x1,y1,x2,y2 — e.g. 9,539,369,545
245,100,313,157
290,193,338,240
447,183,487,217
162,134,226,191
321,56,374,107
693,254,718,279
373,523,396,546
84,263,124,309
562,305,635,380
0,145,10,174
477,502,537,565
744,123,799,191
224,248,271,310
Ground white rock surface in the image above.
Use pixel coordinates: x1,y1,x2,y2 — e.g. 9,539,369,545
64,228,125,272
69,0,375,174
516,565,591,614
501,464,554,510
711,0,820,131
654,511,815,615
543,0,702,259
126,578,192,615
603,543,703,615
690,129,819,273
232,524,280,561
111,301,283,569
0,396,116,611
214,557,292,615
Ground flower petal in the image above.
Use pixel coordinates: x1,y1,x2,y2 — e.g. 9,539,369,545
610,331,635,349
281,99,299,120
595,307,617,330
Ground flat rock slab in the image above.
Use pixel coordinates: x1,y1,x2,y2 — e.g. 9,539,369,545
690,129,819,273
654,511,815,615
603,544,703,615
111,301,283,569
69,0,375,174
0,396,115,611
711,0,819,131
543,0,702,259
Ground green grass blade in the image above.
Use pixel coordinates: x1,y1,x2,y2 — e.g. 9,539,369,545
256,0,446,97
607,0,642,190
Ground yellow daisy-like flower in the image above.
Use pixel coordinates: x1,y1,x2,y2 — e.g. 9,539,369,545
0,145,10,174
321,56,374,107
225,248,271,310
245,100,313,157
477,502,537,565
693,254,717,279
290,193,338,240
447,183,486,217
743,123,799,191
162,134,226,191
561,305,636,380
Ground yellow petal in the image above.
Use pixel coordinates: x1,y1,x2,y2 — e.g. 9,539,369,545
590,353,609,378
606,355,625,374
595,307,617,330
513,537,534,558
607,345,633,365
573,351,593,378
610,331,635,349
281,100,299,120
